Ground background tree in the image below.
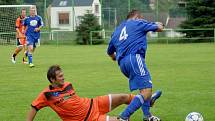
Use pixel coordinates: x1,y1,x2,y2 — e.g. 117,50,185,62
0,0,17,4
180,0,215,42
76,12,101,45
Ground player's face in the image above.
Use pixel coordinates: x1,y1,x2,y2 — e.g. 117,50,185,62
30,9,36,16
135,13,144,20
53,70,65,87
21,10,26,17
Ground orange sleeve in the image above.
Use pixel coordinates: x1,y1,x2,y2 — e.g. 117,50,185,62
31,92,48,111
15,17,20,29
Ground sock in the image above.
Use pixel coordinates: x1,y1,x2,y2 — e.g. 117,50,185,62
12,53,17,57
120,94,144,119
28,53,33,64
141,99,151,119
13,48,20,57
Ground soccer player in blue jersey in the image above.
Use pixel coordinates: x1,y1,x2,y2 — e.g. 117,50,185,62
24,6,43,67
107,10,164,121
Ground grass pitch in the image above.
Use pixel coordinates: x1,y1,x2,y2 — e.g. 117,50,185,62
0,43,215,121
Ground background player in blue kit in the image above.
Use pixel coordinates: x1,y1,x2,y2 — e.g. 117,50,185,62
107,10,164,121
24,6,43,67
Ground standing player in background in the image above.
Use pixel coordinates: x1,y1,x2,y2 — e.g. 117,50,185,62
24,6,43,68
11,8,28,64
107,10,164,121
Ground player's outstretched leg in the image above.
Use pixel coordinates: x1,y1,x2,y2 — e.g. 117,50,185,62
108,94,134,121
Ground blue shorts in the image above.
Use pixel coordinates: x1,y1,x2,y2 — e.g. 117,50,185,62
26,35,38,48
119,54,152,91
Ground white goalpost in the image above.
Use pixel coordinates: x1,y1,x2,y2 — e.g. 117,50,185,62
0,5,37,45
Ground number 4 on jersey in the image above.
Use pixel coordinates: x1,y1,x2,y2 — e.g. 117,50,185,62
119,26,128,41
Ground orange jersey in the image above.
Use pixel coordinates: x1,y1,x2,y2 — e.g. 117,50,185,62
31,82,110,121
15,16,26,39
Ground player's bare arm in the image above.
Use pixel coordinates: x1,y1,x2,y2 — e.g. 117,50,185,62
34,26,42,32
26,107,37,121
16,28,23,38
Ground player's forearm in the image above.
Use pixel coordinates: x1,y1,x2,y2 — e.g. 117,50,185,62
26,107,37,121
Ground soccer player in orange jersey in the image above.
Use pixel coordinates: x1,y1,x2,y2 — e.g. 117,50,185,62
26,65,135,121
11,8,28,64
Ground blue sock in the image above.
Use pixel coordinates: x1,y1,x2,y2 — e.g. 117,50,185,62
141,99,151,119
28,53,32,64
120,94,144,119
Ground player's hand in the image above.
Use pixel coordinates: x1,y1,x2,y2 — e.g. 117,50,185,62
34,28,40,32
110,53,116,61
18,33,24,38
155,22,164,27
155,22,164,32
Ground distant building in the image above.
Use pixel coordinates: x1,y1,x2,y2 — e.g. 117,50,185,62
49,0,101,31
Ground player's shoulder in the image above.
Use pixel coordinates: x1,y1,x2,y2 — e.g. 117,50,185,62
35,15,42,19
63,82,74,89
41,86,51,92
25,16,30,19
45,82,73,91
115,20,126,30
132,19,149,24
16,16,21,20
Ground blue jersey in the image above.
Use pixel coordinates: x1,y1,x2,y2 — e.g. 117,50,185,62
107,19,158,63
24,15,43,40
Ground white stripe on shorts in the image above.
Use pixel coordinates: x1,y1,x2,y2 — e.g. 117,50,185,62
106,115,110,121
136,54,145,76
108,94,112,111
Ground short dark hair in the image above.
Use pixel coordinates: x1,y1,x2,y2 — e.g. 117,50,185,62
21,8,26,12
47,65,62,83
126,9,141,19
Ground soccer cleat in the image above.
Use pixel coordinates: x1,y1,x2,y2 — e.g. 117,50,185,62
29,63,35,68
150,90,162,107
117,116,129,121
22,57,28,64
143,115,161,121
11,56,16,64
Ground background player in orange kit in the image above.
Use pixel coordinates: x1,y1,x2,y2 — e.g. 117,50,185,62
11,8,28,64
26,65,135,121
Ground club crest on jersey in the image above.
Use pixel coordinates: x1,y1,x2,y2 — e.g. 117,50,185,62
53,92,60,97
30,20,38,26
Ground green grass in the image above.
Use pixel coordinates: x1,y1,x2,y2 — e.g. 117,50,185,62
0,43,215,121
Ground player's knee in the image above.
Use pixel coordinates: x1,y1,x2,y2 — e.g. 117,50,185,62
140,88,152,100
